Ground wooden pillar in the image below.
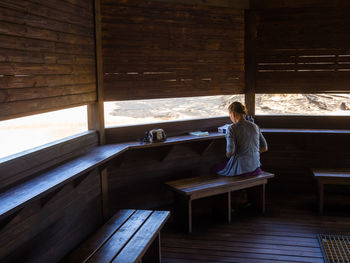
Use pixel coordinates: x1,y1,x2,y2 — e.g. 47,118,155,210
244,9,257,116
90,0,108,219
89,0,105,144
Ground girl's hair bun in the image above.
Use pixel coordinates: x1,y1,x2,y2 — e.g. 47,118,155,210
228,101,247,115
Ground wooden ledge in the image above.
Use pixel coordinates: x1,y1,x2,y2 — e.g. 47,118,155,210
0,144,130,221
1,128,349,221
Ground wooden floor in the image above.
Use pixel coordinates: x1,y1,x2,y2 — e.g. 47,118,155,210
161,193,350,263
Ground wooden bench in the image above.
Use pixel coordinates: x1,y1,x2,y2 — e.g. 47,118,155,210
166,172,274,232
64,209,170,263
313,169,350,214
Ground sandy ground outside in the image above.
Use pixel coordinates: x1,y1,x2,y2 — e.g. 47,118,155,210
1,94,349,159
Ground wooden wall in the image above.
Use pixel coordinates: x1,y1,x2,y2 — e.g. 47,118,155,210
0,0,97,121
0,1,103,262
261,131,350,193
105,128,350,213
101,0,245,100
0,132,102,263
254,6,350,93
0,169,102,263
107,139,227,212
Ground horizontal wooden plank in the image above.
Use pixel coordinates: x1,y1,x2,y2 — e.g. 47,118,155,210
0,62,95,75
4,63,91,75
102,63,244,74
101,72,243,82
80,210,153,262
0,74,95,89
166,172,273,195
0,92,96,121
253,0,350,9
163,247,324,263
104,79,244,101
0,48,95,65
103,50,244,62
102,0,247,10
0,34,95,56
112,210,170,263
102,40,243,52
258,64,350,71
0,20,94,45
256,71,350,93
64,209,136,263
0,84,96,103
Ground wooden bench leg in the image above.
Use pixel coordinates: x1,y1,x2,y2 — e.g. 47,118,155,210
227,191,231,223
142,233,161,263
188,199,192,233
318,182,324,215
247,183,266,214
212,193,231,224
174,194,192,233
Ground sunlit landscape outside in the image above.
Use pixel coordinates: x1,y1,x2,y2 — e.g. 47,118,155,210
0,106,87,159
105,95,245,127
105,94,350,127
1,94,350,160
256,94,350,115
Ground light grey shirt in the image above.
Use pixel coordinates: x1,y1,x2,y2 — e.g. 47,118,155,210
218,121,267,176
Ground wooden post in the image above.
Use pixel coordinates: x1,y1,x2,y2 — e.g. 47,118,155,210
90,0,108,219
244,9,257,116
89,0,105,145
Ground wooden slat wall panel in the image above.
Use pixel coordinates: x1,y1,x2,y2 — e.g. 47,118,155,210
255,7,350,93
101,0,245,101
252,0,350,9
0,0,97,121
0,169,102,263
107,141,227,212
261,132,350,193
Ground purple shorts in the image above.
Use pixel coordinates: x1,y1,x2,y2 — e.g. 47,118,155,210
210,160,262,176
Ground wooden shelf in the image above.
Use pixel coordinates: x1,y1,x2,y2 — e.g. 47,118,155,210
1,128,349,222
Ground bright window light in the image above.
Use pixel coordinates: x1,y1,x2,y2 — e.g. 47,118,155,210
256,94,350,115
0,106,88,160
104,95,245,127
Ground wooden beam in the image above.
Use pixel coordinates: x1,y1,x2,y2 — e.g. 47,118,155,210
244,9,257,116
251,0,350,9
88,0,105,145
90,0,108,219
115,0,250,9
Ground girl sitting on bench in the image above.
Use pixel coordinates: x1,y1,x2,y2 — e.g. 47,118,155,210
214,101,268,177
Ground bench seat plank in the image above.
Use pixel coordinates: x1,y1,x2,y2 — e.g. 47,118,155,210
166,172,274,199
64,209,136,263
166,172,274,232
112,211,170,263
88,210,153,262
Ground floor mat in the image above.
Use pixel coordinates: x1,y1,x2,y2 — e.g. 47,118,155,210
318,234,350,263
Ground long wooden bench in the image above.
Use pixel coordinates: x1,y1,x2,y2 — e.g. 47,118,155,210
64,209,170,263
166,172,274,232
